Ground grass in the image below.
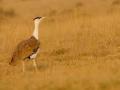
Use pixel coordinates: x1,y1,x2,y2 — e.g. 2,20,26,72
1,0,120,90
112,0,120,6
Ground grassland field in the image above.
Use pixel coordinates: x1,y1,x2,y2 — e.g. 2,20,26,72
1,0,120,90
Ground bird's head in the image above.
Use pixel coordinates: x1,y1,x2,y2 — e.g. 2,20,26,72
33,17,45,24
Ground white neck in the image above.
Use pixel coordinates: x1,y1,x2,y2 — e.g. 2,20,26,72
32,22,39,40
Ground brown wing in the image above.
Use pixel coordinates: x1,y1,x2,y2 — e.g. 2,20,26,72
9,36,40,65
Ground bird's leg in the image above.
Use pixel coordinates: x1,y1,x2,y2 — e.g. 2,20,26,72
22,61,25,72
33,59,38,72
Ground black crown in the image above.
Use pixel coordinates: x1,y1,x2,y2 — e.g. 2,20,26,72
33,17,42,20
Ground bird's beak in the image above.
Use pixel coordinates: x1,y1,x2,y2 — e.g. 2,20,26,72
42,17,46,19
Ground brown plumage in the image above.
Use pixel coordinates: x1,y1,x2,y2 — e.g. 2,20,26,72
9,17,45,72
9,36,40,66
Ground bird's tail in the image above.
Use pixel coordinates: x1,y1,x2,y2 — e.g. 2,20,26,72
9,56,16,66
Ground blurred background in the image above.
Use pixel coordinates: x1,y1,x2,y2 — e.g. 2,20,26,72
1,0,120,90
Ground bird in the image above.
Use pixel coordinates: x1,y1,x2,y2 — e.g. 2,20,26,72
9,17,45,72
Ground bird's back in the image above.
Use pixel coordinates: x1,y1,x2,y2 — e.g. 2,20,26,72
9,36,40,65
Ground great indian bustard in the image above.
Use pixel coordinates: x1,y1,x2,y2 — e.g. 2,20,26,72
9,17,45,72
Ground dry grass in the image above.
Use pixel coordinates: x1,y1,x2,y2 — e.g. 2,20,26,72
1,0,120,90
